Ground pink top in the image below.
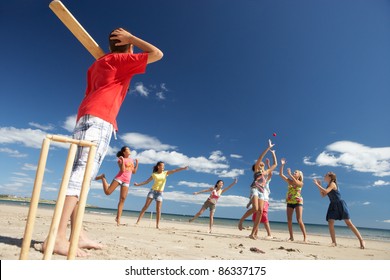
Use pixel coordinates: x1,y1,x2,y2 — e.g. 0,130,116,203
114,157,134,184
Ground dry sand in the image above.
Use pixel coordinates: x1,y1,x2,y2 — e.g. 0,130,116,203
1,204,389,260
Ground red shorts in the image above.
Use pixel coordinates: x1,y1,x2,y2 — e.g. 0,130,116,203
252,201,269,223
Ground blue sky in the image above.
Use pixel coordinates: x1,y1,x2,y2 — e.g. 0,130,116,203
0,0,389,230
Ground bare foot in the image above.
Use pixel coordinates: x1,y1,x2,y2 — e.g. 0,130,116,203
287,237,294,242
78,236,103,250
189,218,194,223
238,221,244,231
42,238,88,257
360,240,365,249
265,235,273,239
329,242,337,247
249,234,258,240
95,174,105,180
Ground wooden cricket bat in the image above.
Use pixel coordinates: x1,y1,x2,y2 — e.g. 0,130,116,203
49,0,105,59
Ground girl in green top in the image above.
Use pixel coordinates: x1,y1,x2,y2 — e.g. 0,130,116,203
279,158,307,242
134,161,188,229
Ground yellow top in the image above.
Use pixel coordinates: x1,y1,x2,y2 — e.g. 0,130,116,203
151,171,168,192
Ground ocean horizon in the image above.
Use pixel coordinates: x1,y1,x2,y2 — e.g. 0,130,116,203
3,199,389,243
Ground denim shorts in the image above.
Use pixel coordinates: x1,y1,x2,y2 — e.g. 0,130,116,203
250,187,265,200
67,115,113,197
148,190,163,202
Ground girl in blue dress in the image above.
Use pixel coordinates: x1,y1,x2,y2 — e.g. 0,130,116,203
313,172,365,249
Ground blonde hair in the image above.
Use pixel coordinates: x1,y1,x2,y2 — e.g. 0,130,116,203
296,170,303,181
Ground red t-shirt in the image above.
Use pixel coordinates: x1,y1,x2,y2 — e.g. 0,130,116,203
77,52,148,130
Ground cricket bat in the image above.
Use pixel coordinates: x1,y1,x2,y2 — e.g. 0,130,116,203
49,0,105,59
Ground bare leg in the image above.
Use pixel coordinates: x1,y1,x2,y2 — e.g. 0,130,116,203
263,222,272,238
328,219,337,246
189,207,206,222
295,206,307,242
136,197,153,224
344,219,365,249
286,207,294,241
238,196,258,230
250,199,264,239
155,200,162,229
42,196,87,257
96,174,122,195
209,211,215,233
116,186,128,225
72,202,103,250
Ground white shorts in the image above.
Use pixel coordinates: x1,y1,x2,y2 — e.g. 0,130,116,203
67,115,113,197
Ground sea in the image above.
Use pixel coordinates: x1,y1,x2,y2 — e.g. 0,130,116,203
3,200,390,242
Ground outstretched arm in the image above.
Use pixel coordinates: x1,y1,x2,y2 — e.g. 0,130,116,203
193,187,214,195
110,28,163,64
254,139,275,172
167,166,189,176
134,176,153,186
221,178,238,194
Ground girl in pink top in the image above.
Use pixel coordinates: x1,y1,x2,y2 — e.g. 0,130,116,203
189,178,238,233
95,146,138,225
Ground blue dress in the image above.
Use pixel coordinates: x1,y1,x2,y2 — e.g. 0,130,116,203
326,187,350,221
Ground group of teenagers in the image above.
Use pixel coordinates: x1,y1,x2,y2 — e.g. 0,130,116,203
95,139,365,251
40,27,364,257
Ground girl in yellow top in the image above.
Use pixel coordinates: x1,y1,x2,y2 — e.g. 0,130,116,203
279,158,307,242
134,161,188,229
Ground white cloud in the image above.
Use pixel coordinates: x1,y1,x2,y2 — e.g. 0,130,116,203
0,147,27,158
305,141,390,177
63,115,77,132
383,220,390,223
0,127,48,148
178,181,213,188
132,82,150,97
156,92,165,100
362,201,371,205
29,122,54,131
373,180,390,187
230,154,242,159
133,149,243,178
120,132,176,151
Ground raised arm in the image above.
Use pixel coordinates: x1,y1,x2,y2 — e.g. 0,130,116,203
279,158,289,183
134,175,153,186
287,168,303,187
254,139,275,172
110,28,163,64
266,150,278,176
221,178,238,194
132,159,139,174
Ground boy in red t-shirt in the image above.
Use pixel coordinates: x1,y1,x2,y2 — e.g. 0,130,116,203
42,28,163,257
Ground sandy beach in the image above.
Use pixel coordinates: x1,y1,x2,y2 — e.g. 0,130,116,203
1,204,389,260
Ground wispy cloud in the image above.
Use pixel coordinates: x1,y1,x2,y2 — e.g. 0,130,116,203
120,132,176,151
0,148,27,158
178,181,213,188
373,180,390,187
230,154,243,159
63,115,76,132
303,141,390,177
131,82,169,100
29,122,54,131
